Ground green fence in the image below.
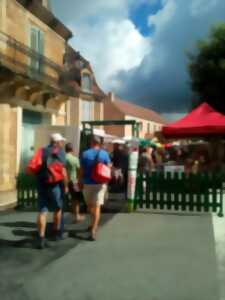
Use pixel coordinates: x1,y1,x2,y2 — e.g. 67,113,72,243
135,172,224,217
17,173,38,210
16,173,86,212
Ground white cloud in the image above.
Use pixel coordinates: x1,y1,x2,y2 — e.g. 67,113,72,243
116,0,225,114
69,19,149,90
52,0,225,116
52,0,149,90
148,0,176,30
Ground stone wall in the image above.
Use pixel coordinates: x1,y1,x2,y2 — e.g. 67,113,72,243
68,97,80,125
0,0,66,79
0,104,17,193
104,100,125,137
125,115,163,139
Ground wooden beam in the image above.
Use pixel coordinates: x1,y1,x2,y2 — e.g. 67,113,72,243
10,97,58,114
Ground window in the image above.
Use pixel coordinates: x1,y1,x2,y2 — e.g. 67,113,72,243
30,27,44,72
147,123,151,133
81,73,92,92
81,100,93,121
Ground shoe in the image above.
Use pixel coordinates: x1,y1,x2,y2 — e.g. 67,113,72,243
53,230,68,241
88,231,97,242
37,237,49,249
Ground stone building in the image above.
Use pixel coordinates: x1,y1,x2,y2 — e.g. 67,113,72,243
62,46,106,126
0,0,73,208
104,93,166,139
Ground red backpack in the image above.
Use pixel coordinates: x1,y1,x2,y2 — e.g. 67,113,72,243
44,147,65,184
26,148,43,175
26,147,65,184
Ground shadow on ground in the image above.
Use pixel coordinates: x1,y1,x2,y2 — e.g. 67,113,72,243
0,211,222,300
0,211,116,300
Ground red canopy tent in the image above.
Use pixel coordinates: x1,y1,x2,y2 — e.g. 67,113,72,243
163,103,225,138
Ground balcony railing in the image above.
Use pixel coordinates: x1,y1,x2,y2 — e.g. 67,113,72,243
0,30,72,95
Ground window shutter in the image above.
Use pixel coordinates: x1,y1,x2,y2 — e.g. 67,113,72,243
30,28,38,70
30,28,37,51
38,31,44,73
38,30,44,55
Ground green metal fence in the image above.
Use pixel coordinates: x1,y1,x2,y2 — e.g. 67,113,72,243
17,172,225,217
16,173,86,212
17,173,38,210
135,172,224,217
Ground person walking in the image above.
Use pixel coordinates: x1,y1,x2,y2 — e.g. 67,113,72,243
27,133,68,249
138,147,154,175
81,135,111,241
65,142,84,223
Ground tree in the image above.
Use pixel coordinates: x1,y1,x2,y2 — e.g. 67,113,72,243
188,23,225,114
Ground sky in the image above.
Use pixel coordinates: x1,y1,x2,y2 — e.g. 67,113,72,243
51,0,225,119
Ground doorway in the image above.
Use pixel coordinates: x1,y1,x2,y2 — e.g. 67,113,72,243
20,110,50,170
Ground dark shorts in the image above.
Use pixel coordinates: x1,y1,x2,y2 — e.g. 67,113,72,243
37,182,65,213
68,181,82,201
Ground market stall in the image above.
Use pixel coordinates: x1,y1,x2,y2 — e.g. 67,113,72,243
134,103,225,216
163,102,225,138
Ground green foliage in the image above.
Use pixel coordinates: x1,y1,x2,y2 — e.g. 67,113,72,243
188,23,225,113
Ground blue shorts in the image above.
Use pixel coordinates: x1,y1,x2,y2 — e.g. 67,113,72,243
37,182,65,213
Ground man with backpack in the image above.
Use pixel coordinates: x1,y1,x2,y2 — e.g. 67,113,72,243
27,133,68,249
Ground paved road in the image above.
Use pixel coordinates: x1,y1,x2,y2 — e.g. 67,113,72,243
0,211,224,300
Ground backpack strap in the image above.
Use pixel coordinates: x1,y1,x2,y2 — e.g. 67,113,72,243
94,150,102,164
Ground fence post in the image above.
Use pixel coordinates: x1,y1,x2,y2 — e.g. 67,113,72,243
127,140,139,212
218,177,224,217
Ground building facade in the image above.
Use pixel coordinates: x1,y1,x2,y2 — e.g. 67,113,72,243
62,47,105,127
0,0,73,208
104,93,166,139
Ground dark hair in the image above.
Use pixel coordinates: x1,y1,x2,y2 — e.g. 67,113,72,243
65,143,73,153
91,135,101,146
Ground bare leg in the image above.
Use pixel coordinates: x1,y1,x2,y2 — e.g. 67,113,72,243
88,205,94,228
37,212,48,238
72,200,85,222
53,209,62,231
89,205,101,239
92,206,101,233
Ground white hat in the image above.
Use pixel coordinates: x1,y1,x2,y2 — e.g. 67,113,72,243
50,133,66,142
112,139,125,145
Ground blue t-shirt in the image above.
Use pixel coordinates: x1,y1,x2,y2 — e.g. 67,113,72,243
81,148,111,184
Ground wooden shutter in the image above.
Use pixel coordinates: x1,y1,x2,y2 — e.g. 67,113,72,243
38,30,44,73
30,27,38,70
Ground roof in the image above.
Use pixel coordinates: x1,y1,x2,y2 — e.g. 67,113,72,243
163,102,225,137
111,97,167,124
16,0,73,41
61,47,106,100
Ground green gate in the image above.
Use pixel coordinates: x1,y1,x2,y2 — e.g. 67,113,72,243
135,172,224,217
16,173,86,212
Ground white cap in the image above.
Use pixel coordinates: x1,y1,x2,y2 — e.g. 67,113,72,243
112,139,125,145
50,133,66,142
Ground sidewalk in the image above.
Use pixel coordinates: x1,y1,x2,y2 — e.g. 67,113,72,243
0,211,224,300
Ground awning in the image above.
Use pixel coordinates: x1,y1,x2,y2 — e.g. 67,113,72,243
163,103,225,138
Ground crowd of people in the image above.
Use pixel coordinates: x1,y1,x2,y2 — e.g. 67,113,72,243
138,141,225,175
27,133,111,249
27,133,224,249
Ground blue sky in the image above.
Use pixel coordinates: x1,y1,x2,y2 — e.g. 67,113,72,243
129,1,162,36
52,0,225,118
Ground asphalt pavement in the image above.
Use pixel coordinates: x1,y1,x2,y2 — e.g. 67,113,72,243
0,211,224,300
